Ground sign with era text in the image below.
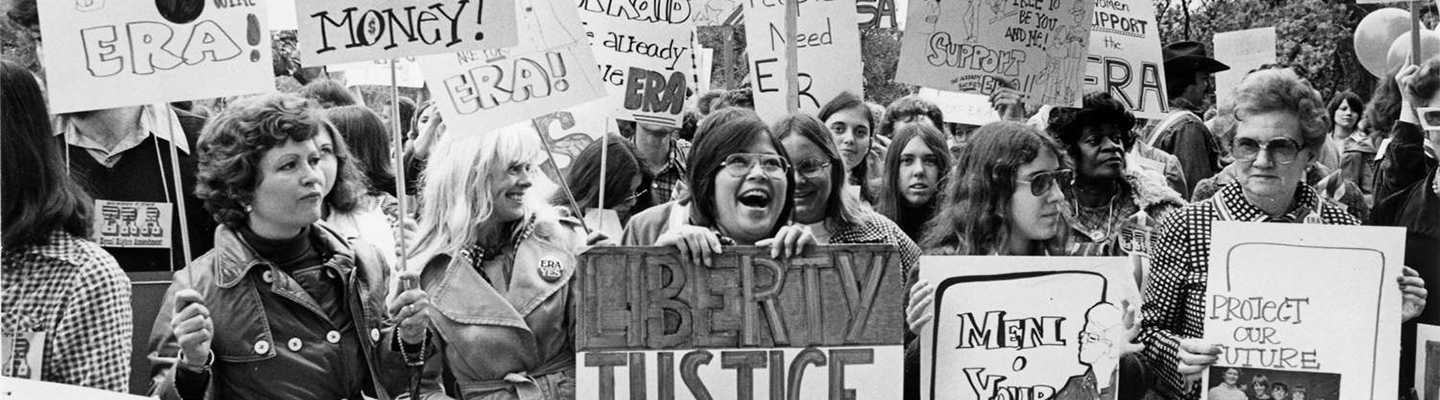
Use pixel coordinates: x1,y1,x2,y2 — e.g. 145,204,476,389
294,0,518,66
579,0,695,127
1082,0,1168,119
745,0,865,121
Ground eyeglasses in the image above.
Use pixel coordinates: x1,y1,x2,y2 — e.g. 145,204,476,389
1232,137,1301,164
1017,169,1073,197
719,153,789,177
1416,107,1440,132
621,189,648,203
794,158,831,179
1078,331,1108,345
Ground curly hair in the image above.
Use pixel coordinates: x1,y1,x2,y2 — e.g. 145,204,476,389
298,79,359,108
1046,91,1137,162
1365,64,1404,137
1224,68,1329,153
920,121,1067,255
880,95,945,138
195,93,328,229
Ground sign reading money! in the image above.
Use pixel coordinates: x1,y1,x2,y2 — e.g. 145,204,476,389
576,245,905,400
1081,0,1168,119
896,0,1094,106
295,0,518,66
37,0,274,113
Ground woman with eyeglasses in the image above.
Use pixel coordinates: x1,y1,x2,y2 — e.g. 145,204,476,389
818,92,881,204
1138,68,1428,399
903,121,1149,400
1046,92,1186,256
622,108,814,265
874,123,952,242
555,133,656,226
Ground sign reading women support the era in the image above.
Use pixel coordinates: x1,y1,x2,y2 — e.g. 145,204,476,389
418,0,606,136
896,0,1093,107
919,257,1141,400
745,0,865,121
579,0,695,127
295,0,517,66
1202,223,1404,400
37,0,274,113
576,245,905,400
1081,0,1167,119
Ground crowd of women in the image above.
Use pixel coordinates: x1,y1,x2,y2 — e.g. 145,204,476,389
1,45,1436,400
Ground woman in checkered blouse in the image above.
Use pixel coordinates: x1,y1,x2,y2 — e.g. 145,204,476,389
1,59,132,392
1139,68,1428,400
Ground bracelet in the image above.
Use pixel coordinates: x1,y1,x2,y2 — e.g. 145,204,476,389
394,327,428,367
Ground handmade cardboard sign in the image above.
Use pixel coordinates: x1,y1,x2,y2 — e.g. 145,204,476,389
580,2,695,127
1,377,151,399
333,57,426,87
1420,324,1439,400
294,0,518,66
1213,28,1276,106
576,245,905,400
533,98,611,172
1201,223,1404,400
92,200,174,249
745,0,865,121
1082,0,1168,119
916,88,1001,125
896,0,1093,107
689,0,739,25
857,0,907,30
418,0,606,137
37,0,274,113
919,256,1142,400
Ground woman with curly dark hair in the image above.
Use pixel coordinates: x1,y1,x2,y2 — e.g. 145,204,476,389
146,93,428,400
1046,92,1185,256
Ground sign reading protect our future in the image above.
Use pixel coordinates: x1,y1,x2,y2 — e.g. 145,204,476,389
575,245,906,400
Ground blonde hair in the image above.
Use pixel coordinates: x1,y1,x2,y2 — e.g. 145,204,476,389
409,127,558,265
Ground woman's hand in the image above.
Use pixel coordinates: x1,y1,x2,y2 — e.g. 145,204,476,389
171,289,213,370
410,107,445,160
988,85,1028,121
386,271,430,345
586,230,614,246
756,225,816,259
1115,300,1146,356
1400,266,1428,322
906,280,936,333
1176,338,1222,383
656,225,723,267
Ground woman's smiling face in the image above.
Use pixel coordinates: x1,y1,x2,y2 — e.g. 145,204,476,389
714,138,790,244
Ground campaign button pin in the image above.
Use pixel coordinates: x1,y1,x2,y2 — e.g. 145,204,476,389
537,257,564,282
327,331,341,344
288,338,302,351
254,340,270,354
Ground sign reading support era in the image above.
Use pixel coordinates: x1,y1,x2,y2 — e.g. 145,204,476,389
576,245,906,400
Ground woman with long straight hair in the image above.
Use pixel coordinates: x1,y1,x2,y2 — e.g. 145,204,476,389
874,123,952,242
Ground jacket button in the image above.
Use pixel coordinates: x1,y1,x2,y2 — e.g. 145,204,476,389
253,340,270,354
288,338,302,351
369,328,380,342
326,331,341,344
261,270,274,283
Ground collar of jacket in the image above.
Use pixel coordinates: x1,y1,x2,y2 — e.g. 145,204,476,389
212,222,356,289
1122,168,1187,211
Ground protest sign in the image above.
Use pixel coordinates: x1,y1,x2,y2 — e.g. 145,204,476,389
533,99,612,172
1082,0,1168,119
918,256,1142,400
37,0,274,113
576,245,905,400
1420,324,1440,400
689,0,740,25
916,88,1001,125
271,0,298,30
0,377,150,400
1201,223,1404,400
580,3,695,127
418,0,606,137
294,0,518,66
896,0,1093,107
1213,28,1276,106
745,0,865,121
857,0,907,30
334,57,426,87
697,47,715,94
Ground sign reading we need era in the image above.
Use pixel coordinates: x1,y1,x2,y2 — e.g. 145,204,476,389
37,0,274,113
295,0,518,66
576,245,906,400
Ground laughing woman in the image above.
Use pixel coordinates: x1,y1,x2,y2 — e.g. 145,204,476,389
623,108,814,264
875,123,952,242
406,128,590,399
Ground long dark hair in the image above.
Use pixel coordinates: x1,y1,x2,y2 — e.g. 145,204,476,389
558,133,655,218
772,113,859,228
818,91,877,203
921,121,1067,255
2,59,94,249
325,105,397,197
876,123,951,239
684,108,795,237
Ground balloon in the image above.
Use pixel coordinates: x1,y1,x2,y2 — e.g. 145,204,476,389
1387,30,1440,73
1355,8,1414,78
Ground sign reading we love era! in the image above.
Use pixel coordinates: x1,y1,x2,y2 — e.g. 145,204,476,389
295,0,517,66
37,0,274,113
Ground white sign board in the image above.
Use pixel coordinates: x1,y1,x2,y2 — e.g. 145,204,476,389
857,0,907,30
1082,0,1168,119
1201,223,1404,400
294,0,518,66
577,346,903,400
1213,28,1276,107
580,3,695,127
919,256,1142,400
745,0,865,122
1420,324,1440,400
916,88,1001,126
897,0,1093,107
334,57,426,87
418,0,606,137
533,99,612,172
37,0,275,113
688,0,740,25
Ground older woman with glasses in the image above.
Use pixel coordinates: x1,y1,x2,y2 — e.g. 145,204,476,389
1139,68,1428,400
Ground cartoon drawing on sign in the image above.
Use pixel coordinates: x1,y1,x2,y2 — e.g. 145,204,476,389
1054,302,1125,400
988,0,1017,24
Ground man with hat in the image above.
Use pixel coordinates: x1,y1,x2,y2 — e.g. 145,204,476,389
1147,41,1231,198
